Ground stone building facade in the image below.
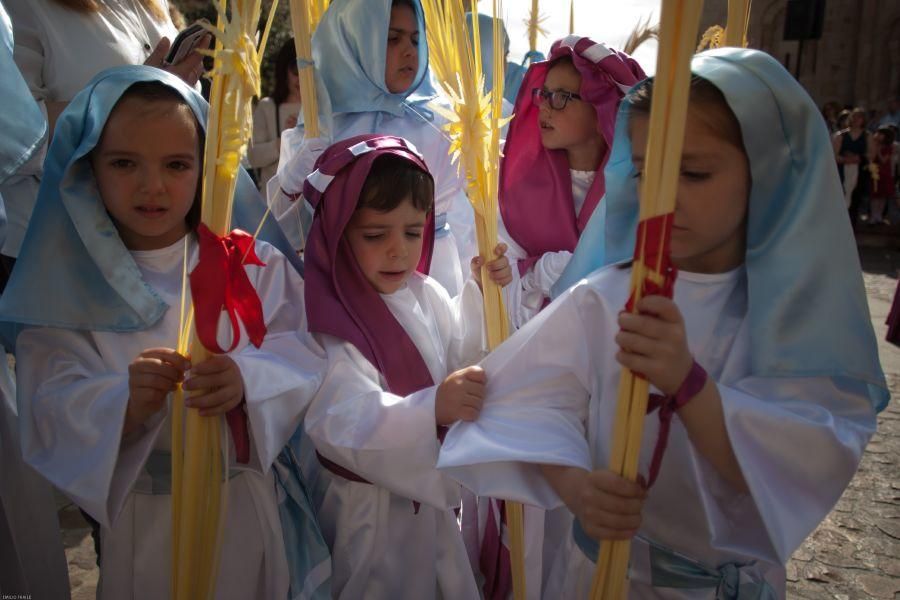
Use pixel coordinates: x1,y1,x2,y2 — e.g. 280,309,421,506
700,0,899,111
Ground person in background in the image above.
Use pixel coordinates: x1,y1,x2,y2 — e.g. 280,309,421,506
833,107,875,223
822,101,841,134
869,126,897,224
247,38,302,191
878,98,900,129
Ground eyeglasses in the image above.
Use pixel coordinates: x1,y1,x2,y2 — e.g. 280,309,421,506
532,88,582,110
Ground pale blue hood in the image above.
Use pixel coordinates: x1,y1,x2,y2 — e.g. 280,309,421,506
312,0,435,118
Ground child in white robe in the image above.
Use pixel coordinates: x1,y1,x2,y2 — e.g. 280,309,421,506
0,67,328,600
270,0,476,296
498,36,644,331
438,48,887,599
300,134,510,599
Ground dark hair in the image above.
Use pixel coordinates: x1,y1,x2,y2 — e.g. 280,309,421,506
625,75,745,151
358,154,434,213
550,55,575,70
876,126,896,145
392,0,417,11
272,39,298,105
107,81,203,230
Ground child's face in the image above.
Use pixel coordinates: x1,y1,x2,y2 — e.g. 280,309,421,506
92,97,199,251
630,105,750,274
385,4,419,94
345,196,427,294
537,61,602,157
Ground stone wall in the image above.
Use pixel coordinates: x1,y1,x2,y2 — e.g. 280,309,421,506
699,1,899,111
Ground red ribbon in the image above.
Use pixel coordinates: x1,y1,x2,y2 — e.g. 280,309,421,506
624,213,678,313
190,224,268,354
190,224,268,465
623,214,678,484
480,498,512,600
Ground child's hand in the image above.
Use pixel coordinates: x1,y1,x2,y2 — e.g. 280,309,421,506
615,295,693,395
471,243,513,291
183,355,245,417
566,468,647,541
126,348,190,436
435,366,486,426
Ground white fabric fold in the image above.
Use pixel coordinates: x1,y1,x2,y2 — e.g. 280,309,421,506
439,264,876,595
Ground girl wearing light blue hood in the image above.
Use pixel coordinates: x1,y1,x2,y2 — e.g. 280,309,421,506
0,66,331,600
271,0,476,297
436,48,886,598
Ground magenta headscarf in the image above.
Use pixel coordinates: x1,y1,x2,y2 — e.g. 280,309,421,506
303,134,437,396
499,36,645,275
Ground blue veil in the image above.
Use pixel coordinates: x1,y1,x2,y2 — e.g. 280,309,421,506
551,48,888,412
312,0,435,119
0,65,301,334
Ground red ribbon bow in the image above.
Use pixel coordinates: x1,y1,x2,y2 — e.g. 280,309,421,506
190,224,268,354
189,224,268,465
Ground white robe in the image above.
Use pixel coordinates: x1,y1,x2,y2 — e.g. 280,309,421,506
16,236,326,600
304,273,485,599
271,110,477,297
0,356,70,598
500,169,594,330
439,264,876,599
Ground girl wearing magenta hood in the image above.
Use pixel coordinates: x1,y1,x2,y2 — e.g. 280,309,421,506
301,134,509,599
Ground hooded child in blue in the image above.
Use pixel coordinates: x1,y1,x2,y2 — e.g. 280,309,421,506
4,65,329,600
437,48,883,598
271,0,477,297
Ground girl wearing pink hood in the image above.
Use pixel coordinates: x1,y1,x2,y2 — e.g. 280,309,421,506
499,36,645,330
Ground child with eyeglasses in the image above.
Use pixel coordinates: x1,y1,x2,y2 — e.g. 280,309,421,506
498,37,645,331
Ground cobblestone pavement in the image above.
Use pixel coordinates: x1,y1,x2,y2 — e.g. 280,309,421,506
61,249,900,599
785,248,900,600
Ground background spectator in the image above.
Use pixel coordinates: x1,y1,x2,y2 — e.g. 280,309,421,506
833,107,875,224
246,38,301,190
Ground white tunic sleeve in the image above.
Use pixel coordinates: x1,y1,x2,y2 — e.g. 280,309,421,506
16,326,165,528
520,250,572,301
230,244,327,474
497,214,572,330
304,336,461,510
424,277,487,373
714,375,875,562
438,283,604,508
